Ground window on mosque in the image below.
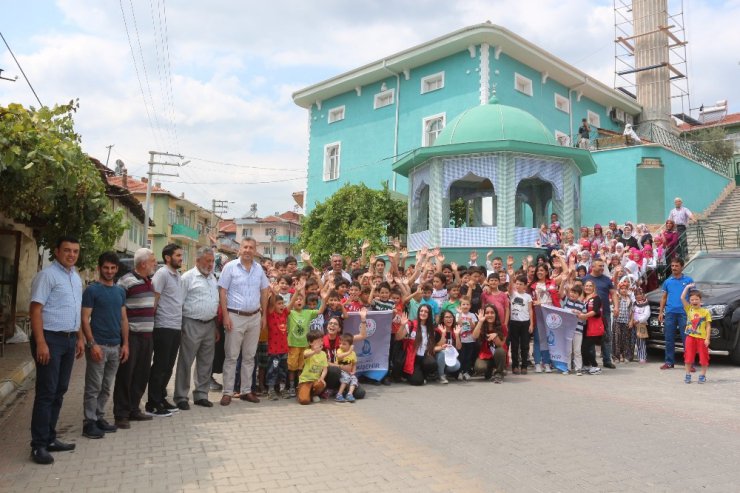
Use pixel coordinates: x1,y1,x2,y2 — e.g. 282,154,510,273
555,93,570,113
374,89,395,109
421,72,445,94
323,142,341,181
328,106,345,123
514,73,533,96
423,114,445,147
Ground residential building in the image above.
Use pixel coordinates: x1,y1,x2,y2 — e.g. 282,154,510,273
107,175,220,270
293,23,641,213
678,104,740,185
235,211,302,261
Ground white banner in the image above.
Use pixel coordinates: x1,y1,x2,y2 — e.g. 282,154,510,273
535,305,579,372
344,310,393,381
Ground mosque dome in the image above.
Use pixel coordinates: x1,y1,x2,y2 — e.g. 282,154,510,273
433,96,556,146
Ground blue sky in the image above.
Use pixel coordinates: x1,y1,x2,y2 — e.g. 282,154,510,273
2,0,738,218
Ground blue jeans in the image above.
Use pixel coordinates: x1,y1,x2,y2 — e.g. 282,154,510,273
30,331,77,449
435,351,461,378
663,311,687,365
533,329,551,365
601,313,613,365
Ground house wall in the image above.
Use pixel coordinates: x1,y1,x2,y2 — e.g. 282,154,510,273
584,146,732,225
0,212,39,320
303,44,632,212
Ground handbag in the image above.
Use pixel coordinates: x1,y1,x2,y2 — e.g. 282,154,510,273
636,323,648,339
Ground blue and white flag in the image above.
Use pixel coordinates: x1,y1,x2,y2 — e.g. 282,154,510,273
535,305,579,373
344,310,393,381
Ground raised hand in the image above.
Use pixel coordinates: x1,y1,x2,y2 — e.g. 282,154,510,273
506,255,514,266
361,239,370,250
527,255,533,263
301,251,311,263
437,253,445,263
359,307,367,320
385,272,394,283
470,250,478,262
369,254,376,266
393,238,401,250
477,308,484,319
487,250,494,259
450,261,458,271
400,248,408,259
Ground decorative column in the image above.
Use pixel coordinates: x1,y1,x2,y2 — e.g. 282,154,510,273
496,153,515,245
562,162,576,231
428,158,443,247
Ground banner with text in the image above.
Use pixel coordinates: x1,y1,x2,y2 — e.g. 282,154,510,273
344,310,393,381
535,304,579,373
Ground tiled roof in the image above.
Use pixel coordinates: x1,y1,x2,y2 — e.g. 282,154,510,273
107,175,170,194
218,219,237,233
678,113,740,132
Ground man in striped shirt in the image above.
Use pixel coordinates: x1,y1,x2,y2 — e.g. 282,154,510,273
113,248,157,429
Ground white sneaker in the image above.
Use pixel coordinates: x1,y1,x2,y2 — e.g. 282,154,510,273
534,364,543,373
589,367,602,375
576,370,583,376
439,376,448,384
544,364,553,373
312,395,320,403
461,372,471,381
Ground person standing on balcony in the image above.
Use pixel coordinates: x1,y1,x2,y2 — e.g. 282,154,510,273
668,197,694,260
578,118,591,149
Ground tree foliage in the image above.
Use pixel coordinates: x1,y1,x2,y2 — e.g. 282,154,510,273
0,101,124,269
298,182,407,263
683,127,735,162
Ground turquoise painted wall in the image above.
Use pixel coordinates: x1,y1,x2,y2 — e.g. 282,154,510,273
583,146,731,226
305,45,632,213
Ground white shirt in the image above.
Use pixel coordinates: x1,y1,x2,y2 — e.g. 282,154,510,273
668,206,692,226
181,267,219,321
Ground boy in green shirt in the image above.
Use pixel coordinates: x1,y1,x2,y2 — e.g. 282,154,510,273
285,281,320,398
297,330,328,404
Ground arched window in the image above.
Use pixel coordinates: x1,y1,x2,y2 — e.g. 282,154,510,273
448,175,497,227
515,178,554,228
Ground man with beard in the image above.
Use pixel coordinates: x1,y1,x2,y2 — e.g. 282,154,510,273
79,251,129,439
174,247,220,409
146,243,184,417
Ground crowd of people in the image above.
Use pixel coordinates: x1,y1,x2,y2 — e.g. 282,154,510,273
26,196,708,464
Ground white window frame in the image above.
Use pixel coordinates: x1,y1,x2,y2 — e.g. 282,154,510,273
554,93,570,114
587,110,601,128
554,130,571,147
422,113,446,147
374,89,395,109
327,105,345,124
420,72,445,94
323,142,341,181
514,72,533,96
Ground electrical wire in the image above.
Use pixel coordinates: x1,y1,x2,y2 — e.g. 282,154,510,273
0,31,43,107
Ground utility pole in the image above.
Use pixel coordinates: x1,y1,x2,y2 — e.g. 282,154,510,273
105,144,114,167
211,199,232,229
144,151,183,244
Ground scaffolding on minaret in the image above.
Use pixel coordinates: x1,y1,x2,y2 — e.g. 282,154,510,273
613,0,695,127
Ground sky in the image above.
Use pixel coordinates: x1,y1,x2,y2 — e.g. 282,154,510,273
2,0,738,219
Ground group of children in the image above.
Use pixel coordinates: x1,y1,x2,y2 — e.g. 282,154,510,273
245,220,710,401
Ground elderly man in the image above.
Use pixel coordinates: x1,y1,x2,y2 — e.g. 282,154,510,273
29,236,84,465
174,247,219,409
321,253,352,283
114,248,157,429
668,197,694,259
146,243,184,417
218,237,271,406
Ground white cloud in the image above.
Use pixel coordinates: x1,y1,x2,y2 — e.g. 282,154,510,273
1,0,737,220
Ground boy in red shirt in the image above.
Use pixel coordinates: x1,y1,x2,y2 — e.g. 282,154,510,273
265,295,289,400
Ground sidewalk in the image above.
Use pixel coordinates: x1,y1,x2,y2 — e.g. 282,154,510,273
0,342,34,408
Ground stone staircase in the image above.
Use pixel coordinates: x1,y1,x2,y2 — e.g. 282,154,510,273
686,187,740,257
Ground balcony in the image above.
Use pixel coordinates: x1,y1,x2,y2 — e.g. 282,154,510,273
275,235,299,244
171,223,199,241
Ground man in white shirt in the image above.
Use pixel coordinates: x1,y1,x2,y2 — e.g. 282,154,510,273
668,197,694,259
174,247,220,409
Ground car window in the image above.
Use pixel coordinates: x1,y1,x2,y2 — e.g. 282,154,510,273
683,257,740,284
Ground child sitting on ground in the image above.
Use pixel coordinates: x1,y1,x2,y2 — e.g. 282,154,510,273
298,330,328,404
335,334,358,403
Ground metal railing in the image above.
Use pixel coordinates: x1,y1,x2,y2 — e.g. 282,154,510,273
634,123,733,178
692,220,740,253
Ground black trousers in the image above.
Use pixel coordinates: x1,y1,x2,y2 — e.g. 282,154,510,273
114,332,153,419
582,335,601,367
508,320,531,369
30,331,77,449
147,327,181,405
212,323,225,374
408,355,437,386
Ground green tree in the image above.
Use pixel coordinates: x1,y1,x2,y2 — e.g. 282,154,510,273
0,101,124,268
298,182,407,263
683,127,735,162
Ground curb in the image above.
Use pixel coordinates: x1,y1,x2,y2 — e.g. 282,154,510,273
0,358,36,406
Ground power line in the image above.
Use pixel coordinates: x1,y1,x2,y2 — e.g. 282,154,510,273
128,0,168,148
119,0,161,148
0,31,42,106
159,0,180,150
160,176,306,185
183,155,305,171
148,0,173,146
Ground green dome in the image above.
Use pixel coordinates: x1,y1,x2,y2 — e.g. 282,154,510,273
434,98,556,146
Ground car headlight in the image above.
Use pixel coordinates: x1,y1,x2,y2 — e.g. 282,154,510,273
705,304,728,319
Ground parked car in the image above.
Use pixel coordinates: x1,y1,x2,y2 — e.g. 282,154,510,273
646,250,740,364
